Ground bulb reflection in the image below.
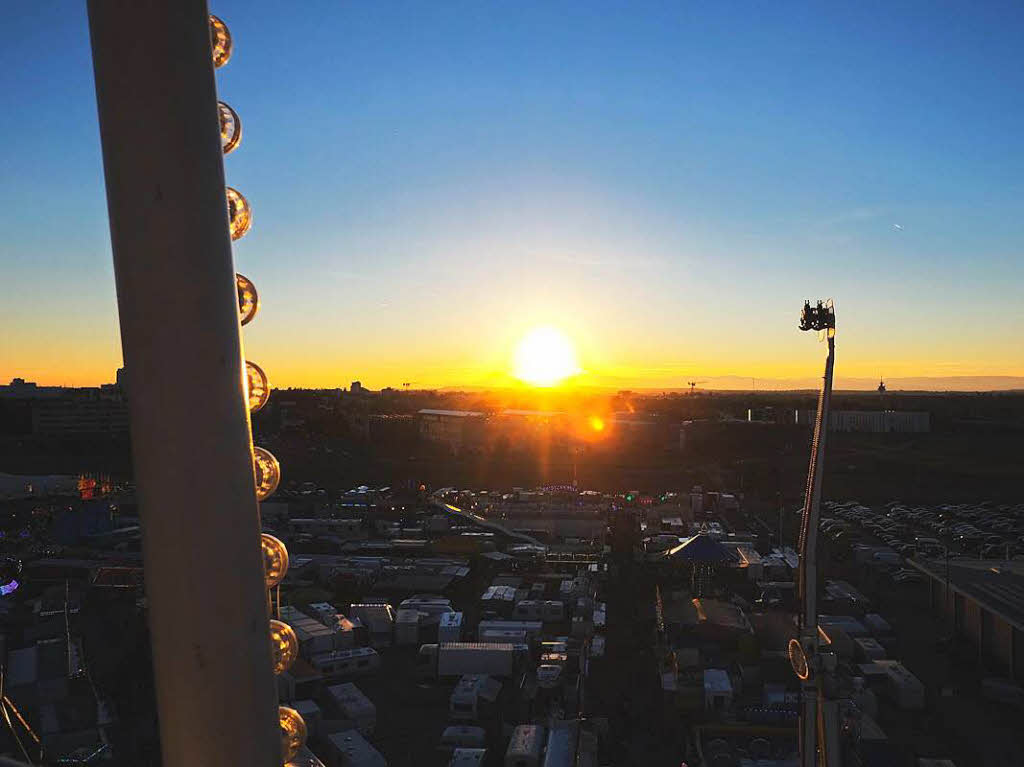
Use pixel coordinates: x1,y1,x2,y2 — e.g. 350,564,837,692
226,187,252,241
218,101,242,155
261,534,289,588
279,706,307,762
209,15,232,68
236,273,259,326
253,447,280,500
269,619,298,674
246,361,270,413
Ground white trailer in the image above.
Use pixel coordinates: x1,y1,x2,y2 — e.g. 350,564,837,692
878,660,925,710
399,596,454,618
853,637,886,662
571,615,593,639
482,586,517,614
479,628,528,645
439,612,464,643
449,748,486,767
394,609,422,646
863,613,892,636
308,602,342,627
512,600,566,622
477,620,543,643
511,600,543,620
311,647,381,680
332,616,360,650
703,668,733,711
349,603,395,647
439,725,486,752
416,642,529,679
449,674,502,720
325,729,387,767
327,682,376,736
281,605,339,656
505,724,545,767
542,720,578,767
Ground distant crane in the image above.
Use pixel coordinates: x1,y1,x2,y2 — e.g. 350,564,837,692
687,380,706,395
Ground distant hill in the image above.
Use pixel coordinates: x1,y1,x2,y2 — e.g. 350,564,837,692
647,375,1024,393
438,374,1024,394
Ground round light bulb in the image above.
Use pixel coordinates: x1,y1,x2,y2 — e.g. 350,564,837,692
218,101,242,155
269,619,298,675
253,447,281,500
246,361,270,413
226,187,252,241
209,15,232,68
279,706,307,763
236,273,259,326
261,533,289,588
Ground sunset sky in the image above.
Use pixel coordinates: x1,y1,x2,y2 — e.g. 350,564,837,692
2,2,1023,390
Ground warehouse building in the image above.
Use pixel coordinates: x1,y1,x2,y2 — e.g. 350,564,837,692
794,409,930,433
417,409,486,453
910,558,1024,681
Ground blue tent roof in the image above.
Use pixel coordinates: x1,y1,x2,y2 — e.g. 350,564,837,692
666,533,736,563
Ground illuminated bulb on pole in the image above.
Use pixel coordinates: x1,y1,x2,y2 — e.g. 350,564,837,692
236,273,259,326
278,706,307,763
226,186,252,241
209,15,232,68
269,619,298,675
218,101,242,155
246,360,270,412
261,533,289,588
253,447,280,500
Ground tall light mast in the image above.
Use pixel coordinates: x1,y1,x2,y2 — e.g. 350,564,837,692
789,300,838,767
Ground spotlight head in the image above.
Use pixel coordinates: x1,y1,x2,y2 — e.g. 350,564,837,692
799,299,835,333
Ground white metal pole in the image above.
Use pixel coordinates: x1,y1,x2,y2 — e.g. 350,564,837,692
798,333,835,767
87,2,281,765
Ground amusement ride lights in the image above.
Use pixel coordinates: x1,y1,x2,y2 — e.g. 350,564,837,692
211,13,304,762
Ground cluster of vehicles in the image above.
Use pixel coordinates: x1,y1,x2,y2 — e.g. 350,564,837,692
821,500,1024,561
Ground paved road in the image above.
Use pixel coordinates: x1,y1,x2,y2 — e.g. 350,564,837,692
592,557,684,766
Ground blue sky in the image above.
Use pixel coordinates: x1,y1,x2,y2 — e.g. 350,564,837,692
2,1,1023,388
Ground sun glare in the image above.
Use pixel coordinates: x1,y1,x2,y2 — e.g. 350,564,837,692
513,327,580,387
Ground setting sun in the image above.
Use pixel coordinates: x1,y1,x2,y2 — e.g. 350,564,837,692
513,326,581,387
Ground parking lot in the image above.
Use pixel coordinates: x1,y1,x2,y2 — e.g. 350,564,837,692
818,516,1024,766
820,500,1024,564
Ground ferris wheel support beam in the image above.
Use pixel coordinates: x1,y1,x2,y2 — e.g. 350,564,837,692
86,2,281,765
